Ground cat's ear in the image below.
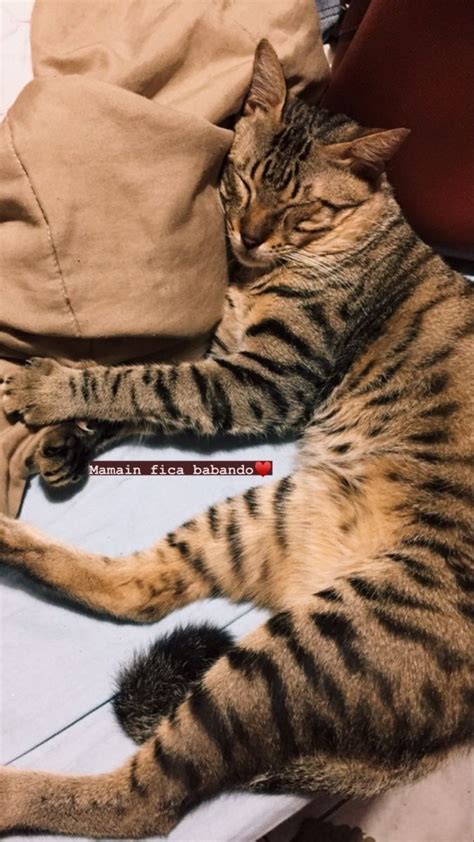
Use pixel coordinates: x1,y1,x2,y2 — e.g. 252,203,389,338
326,128,410,181
243,40,286,119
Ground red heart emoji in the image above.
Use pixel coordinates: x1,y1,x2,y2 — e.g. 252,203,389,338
255,460,272,477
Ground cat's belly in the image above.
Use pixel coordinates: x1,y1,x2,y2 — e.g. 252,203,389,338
273,457,407,606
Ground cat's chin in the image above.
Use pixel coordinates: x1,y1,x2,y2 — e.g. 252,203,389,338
232,246,277,269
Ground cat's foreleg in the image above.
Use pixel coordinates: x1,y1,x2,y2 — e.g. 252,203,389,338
2,347,315,434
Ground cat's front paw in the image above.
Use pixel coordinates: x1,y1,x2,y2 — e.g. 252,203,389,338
2,358,76,426
32,423,97,487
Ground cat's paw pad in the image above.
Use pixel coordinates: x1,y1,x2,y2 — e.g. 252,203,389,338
2,358,72,425
32,423,94,487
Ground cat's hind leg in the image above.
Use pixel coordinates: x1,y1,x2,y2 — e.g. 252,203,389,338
2,594,470,838
0,475,299,621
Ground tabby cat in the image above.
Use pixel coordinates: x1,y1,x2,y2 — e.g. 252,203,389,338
1,40,472,838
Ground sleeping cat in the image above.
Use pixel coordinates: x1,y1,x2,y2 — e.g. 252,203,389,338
1,40,472,838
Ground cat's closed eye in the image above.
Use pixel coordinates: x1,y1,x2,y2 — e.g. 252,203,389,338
284,201,323,228
293,220,327,234
287,199,322,211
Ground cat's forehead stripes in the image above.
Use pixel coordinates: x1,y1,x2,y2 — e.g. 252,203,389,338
269,125,314,163
254,127,314,193
241,103,360,200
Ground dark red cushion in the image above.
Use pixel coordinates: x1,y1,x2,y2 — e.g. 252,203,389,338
323,0,474,257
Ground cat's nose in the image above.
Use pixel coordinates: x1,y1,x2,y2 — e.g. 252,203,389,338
241,233,263,251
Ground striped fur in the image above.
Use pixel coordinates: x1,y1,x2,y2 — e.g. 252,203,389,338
0,41,472,838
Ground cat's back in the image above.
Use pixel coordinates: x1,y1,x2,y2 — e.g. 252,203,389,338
315,258,473,444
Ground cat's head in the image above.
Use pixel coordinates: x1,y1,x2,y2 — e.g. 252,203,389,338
221,40,409,267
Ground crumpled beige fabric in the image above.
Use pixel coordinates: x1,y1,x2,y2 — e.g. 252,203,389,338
0,0,329,516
